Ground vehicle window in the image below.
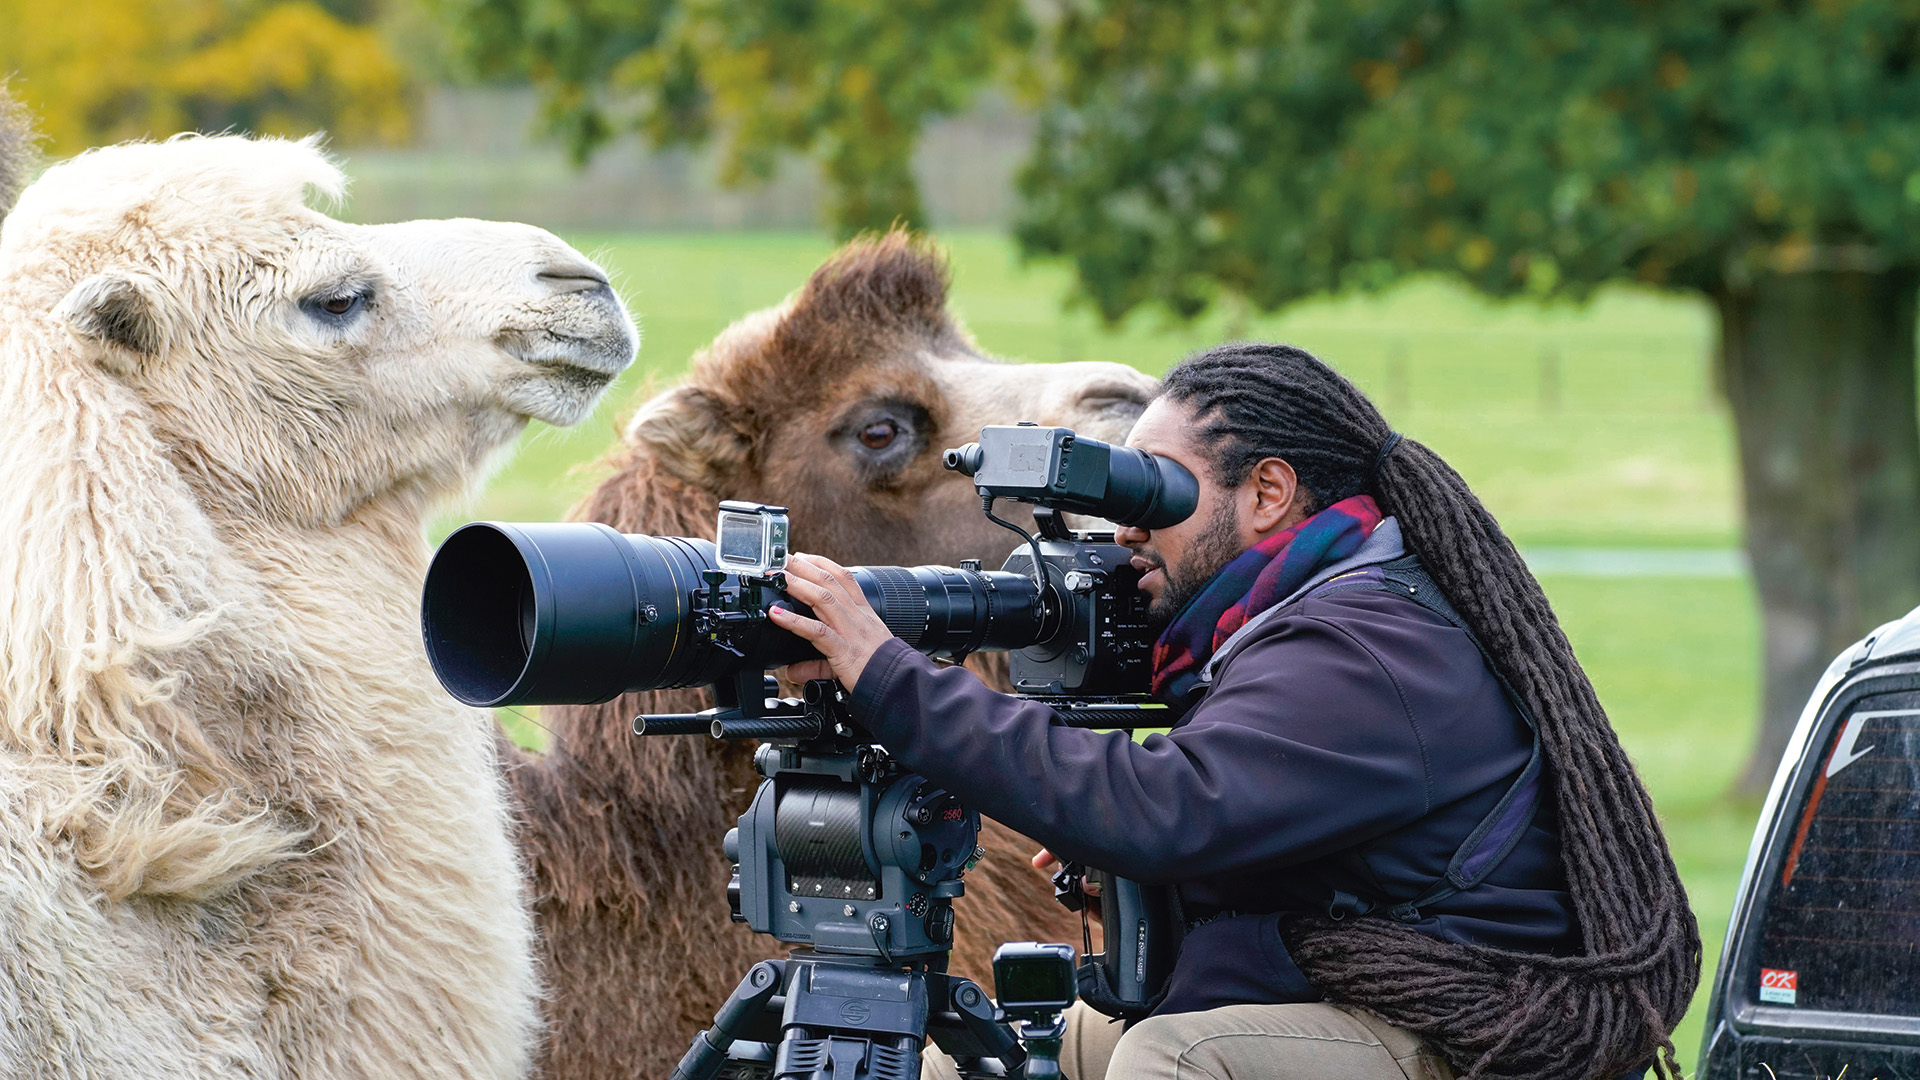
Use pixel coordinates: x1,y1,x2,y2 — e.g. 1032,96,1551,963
1754,693,1920,1015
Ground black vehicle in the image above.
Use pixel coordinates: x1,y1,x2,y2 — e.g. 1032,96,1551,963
1700,610,1920,1078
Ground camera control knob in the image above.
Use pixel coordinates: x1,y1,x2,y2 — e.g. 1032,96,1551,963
928,906,955,943
1063,570,1100,594
959,559,982,572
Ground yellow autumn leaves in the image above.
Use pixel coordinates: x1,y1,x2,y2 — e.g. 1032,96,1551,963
1,0,408,153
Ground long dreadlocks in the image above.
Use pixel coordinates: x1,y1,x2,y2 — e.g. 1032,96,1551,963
1160,343,1701,1080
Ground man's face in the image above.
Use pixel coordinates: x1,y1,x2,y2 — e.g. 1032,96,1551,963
1115,397,1249,631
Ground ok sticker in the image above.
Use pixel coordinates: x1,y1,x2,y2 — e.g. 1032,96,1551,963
1759,969,1798,1005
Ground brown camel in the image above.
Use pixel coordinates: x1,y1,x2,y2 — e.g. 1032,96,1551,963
509,232,1155,1078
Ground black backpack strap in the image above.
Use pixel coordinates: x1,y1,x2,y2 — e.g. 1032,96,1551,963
1305,556,1545,925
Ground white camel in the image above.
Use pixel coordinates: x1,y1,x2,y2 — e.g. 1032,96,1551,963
0,134,635,1078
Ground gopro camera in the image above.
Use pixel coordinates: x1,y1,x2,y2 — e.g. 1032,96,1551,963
714,500,789,576
991,941,1078,1022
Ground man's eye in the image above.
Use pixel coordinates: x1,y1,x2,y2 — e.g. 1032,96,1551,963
860,421,898,449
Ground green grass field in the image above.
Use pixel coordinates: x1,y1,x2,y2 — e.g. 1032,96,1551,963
465,230,1760,1069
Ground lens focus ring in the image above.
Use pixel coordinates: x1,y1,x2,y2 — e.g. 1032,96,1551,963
864,566,930,646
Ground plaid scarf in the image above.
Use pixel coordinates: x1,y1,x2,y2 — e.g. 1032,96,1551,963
1150,494,1385,706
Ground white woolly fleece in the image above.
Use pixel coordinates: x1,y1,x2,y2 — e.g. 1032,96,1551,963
0,134,633,1080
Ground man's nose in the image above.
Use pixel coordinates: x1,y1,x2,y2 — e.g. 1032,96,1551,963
1114,523,1149,548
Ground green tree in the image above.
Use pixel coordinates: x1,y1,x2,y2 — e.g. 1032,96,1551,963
1016,0,1920,793
436,0,1031,235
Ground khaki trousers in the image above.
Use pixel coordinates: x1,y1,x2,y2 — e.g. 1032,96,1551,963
923,1002,1452,1080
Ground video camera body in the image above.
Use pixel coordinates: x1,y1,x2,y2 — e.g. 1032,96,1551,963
421,423,1195,1079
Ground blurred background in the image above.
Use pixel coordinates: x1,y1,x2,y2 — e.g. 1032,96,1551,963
10,0,1920,1062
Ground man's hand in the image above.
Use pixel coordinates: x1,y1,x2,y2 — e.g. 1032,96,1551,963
769,553,895,691
1033,847,1104,913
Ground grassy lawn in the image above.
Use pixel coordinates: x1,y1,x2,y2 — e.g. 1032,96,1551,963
465,229,1761,1070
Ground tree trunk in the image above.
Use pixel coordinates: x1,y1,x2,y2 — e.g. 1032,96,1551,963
1717,268,1920,795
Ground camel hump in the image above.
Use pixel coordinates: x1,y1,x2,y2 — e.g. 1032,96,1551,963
776,228,966,356
0,85,37,227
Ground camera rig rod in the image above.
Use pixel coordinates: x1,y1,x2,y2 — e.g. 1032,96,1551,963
633,672,850,742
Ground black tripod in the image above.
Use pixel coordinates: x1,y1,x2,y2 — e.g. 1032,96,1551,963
670,955,1021,1080
638,676,1030,1080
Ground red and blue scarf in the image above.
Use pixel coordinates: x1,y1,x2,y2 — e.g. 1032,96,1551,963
1150,495,1385,706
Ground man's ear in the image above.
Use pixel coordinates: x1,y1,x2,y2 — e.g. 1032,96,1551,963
1245,456,1303,533
625,385,752,492
55,271,169,375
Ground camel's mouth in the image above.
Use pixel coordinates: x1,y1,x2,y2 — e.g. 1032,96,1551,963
501,360,621,425
493,293,636,425
497,324,635,378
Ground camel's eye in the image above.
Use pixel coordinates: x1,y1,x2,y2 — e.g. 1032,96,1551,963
836,400,928,480
860,420,898,449
301,287,373,327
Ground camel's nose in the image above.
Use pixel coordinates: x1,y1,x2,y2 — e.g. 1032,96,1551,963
538,263,615,302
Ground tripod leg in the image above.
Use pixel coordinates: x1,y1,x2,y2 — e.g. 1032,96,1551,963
672,960,786,1080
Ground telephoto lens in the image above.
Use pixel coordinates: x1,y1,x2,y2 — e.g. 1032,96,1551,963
421,522,1047,708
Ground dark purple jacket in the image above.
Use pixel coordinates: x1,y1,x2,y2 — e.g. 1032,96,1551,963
848,524,1578,1012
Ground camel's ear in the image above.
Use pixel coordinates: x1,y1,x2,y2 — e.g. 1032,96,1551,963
626,385,752,491
56,271,169,375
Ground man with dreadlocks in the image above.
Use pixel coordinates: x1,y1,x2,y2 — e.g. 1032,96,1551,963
773,343,1700,1080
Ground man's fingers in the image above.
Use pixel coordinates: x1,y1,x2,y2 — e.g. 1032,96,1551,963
782,555,861,613
805,553,850,576
1032,849,1058,871
783,659,835,682
778,569,837,610
796,581,837,609
783,553,829,579
806,555,872,610
768,604,831,644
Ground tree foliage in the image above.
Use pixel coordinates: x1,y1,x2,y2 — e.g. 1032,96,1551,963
1013,1,1920,794
0,0,409,153
1018,0,1920,321
438,0,1032,235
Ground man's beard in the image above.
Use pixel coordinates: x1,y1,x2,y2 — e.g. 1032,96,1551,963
1144,499,1246,635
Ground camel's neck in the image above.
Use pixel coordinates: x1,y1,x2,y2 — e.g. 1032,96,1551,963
202,498,448,724
214,500,431,612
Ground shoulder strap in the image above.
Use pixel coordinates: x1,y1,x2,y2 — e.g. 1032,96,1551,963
1305,556,1546,924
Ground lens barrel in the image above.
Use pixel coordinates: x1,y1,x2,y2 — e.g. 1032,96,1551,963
1099,445,1200,530
422,521,1047,708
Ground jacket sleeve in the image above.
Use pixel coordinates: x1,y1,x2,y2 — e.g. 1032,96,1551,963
847,612,1438,884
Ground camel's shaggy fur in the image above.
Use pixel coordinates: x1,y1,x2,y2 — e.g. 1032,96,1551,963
515,231,1158,1079
0,135,634,1078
